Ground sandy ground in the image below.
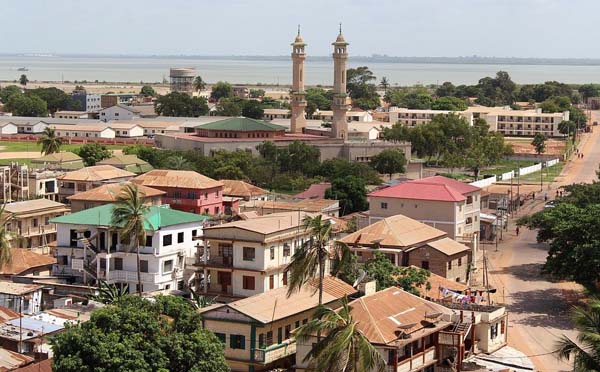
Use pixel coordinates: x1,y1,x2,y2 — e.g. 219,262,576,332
480,116,600,371
0,151,41,159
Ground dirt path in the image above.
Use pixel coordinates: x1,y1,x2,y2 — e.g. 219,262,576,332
0,151,41,159
483,123,600,371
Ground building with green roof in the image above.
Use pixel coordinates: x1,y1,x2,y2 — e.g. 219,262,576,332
97,154,153,174
31,152,84,170
51,204,209,294
194,117,286,139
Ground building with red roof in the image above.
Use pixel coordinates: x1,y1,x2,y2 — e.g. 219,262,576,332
368,176,481,239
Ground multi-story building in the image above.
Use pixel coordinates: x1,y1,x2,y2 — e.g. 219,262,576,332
71,92,102,112
132,170,224,215
200,276,356,372
99,105,142,122
0,282,43,315
100,94,135,109
67,182,165,212
296,287,469,372
340,214,471,283
3,199,69,250
368,176,481,240
170,68,196,95
193,211,329,299
51,204,208,293
58,165,135,203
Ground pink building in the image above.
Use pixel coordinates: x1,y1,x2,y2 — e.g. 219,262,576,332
131,170,224,215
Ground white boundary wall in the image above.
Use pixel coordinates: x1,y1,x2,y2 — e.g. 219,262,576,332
470,176,497,188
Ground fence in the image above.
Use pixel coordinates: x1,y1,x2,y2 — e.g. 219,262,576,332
470,175,497,188
470,158,560,188
518,163,542,176
500,171,514,181
546,158,560,167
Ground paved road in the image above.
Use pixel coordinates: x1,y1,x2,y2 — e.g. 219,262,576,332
484,120,600,371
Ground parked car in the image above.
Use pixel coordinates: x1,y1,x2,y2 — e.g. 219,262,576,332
544,200,556,209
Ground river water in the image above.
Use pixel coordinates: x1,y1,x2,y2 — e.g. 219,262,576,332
2,55,600,86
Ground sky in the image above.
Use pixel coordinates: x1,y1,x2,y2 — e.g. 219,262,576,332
4,0,600,58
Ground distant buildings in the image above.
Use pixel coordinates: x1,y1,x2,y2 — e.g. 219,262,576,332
57,165,135,203
170,67,196,95
67,182,164,212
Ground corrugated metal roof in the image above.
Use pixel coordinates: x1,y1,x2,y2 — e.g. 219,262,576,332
0,348,34,370
0,249,56,276
50,204,208,231
67,182,165,202
132,170,222,189
426,237,470,256
3,199,67,214
31,152,82,163
195,117,286,131
221,179,268,198
369,176,480,202
60,165,135,182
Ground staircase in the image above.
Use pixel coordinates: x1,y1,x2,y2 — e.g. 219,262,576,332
452,322,472,339
78,232,100,285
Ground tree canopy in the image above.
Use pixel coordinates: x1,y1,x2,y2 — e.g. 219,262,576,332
370,148,406,179
50,295,229,372
7,94,47,117
140,85,156,97
325,176,368,215
75,143,112,166
531,133,546,155
346,66,380,110
362,252,431,295
210,81,234,101
155,92,209,117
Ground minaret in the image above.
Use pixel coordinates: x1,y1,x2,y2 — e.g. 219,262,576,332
331,24,350,139
290,25,307,133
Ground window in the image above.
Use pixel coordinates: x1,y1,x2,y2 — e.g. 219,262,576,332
145,235,153,247
269,275,274,289
242,275,255,290
163,259,173,273
32,218,38,227
230,335,245,350
302,318,308,325
204,208,209,215
283,244,291,257
163,234,172,246
265,331,273,346
466,195,473,204
282,272,288,286
491,323,499,339
380,202,388,209
140,260,148,273
204,192,208,200
215,333,226,344
295,320,300,329
466,217,473,225
448,261,452,270
501,320,506,335
192,229,197,237
177,232,184,243
458,257,462,267
114,257,123,270
421,261,429,270
285,325,291,339
243,247,255,261
270,246,275,260
277,327,282,343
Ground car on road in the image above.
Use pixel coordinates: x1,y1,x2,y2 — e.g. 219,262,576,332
544,200,556,209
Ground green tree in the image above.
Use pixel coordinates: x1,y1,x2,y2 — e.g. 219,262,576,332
286,215,351,305
0,85,22,103
90,280,129,304
154,92,209,117
0,205,14,270
7,94,47,117
27,87,73,113
277,140,320,175
166,155,193,170
370,149,406,180
249,88,265,98
346,66,380,109
50,295,229,372
256,141,277,161
379,76,390,90
215,97,243,116
400,92,433,109
555,298,600,371
140,85,156,97
210,81,234,101
111,184,150,295
306,88,333,115
37,127,62,155
194,76,206,92
436,82,456,97
241,99,264,119
431,96,468,111
76,143,112,166
325,176,368,215
295,297,386,372
578,83,600,101
558,120,577,136
19,74,28,86
362,252,430,294
531,133,546,155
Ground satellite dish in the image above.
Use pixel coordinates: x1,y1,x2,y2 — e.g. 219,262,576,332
352,269,367,288
397,322,417,330
425,312,443,320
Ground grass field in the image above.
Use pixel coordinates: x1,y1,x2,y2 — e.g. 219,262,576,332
519,162,565,183
0,158,32,166
0,141,129,153
483,159,536,177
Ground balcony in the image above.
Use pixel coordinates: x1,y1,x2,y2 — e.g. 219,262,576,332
15,224,56,238
107,270,162,284
464,203,473,212
253,340,296,364
393,347,436,372
52,264,82,277
195,255,234,268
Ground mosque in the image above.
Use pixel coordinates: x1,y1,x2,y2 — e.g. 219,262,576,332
155,28,415,169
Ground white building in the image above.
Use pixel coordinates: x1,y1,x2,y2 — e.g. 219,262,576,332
86,94,102,112
51,124,116,138
99,104,141,121
51,204,209,293
15,120,48,134
108,123,145,138
0,122,17,134
0,282,43,315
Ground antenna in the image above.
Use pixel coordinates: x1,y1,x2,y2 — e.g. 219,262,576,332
339,22,342,34
352,269,367,288
297,24,301,36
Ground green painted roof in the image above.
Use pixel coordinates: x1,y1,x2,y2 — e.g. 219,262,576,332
32,152,82,163
50,204,208,231
195,117,286,132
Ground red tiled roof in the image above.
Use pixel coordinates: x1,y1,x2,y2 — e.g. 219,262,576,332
11,358,52,372
293,182,331,199
368,176,479,202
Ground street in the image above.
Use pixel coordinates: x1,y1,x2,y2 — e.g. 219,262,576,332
484,119,600,371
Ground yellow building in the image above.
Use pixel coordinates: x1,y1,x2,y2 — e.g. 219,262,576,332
200,276,356,372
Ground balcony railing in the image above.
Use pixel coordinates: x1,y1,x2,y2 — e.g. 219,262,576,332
393,346,436,372
253,340,296,364
107,270,160,284
196,256,233,268
13,224,56,237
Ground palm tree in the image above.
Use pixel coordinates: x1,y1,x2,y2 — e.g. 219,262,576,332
38,127,62,155
555,298,600,371
90,280,129,304
295,297,386,372
166,155,192,170
111,184,150,295
194,76,206,92
286,215,351,305
0,204,14,270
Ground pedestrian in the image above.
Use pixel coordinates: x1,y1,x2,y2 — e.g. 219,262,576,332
516,226,520,236
556,190,559,197
544,193,548,202
532,192,535,200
